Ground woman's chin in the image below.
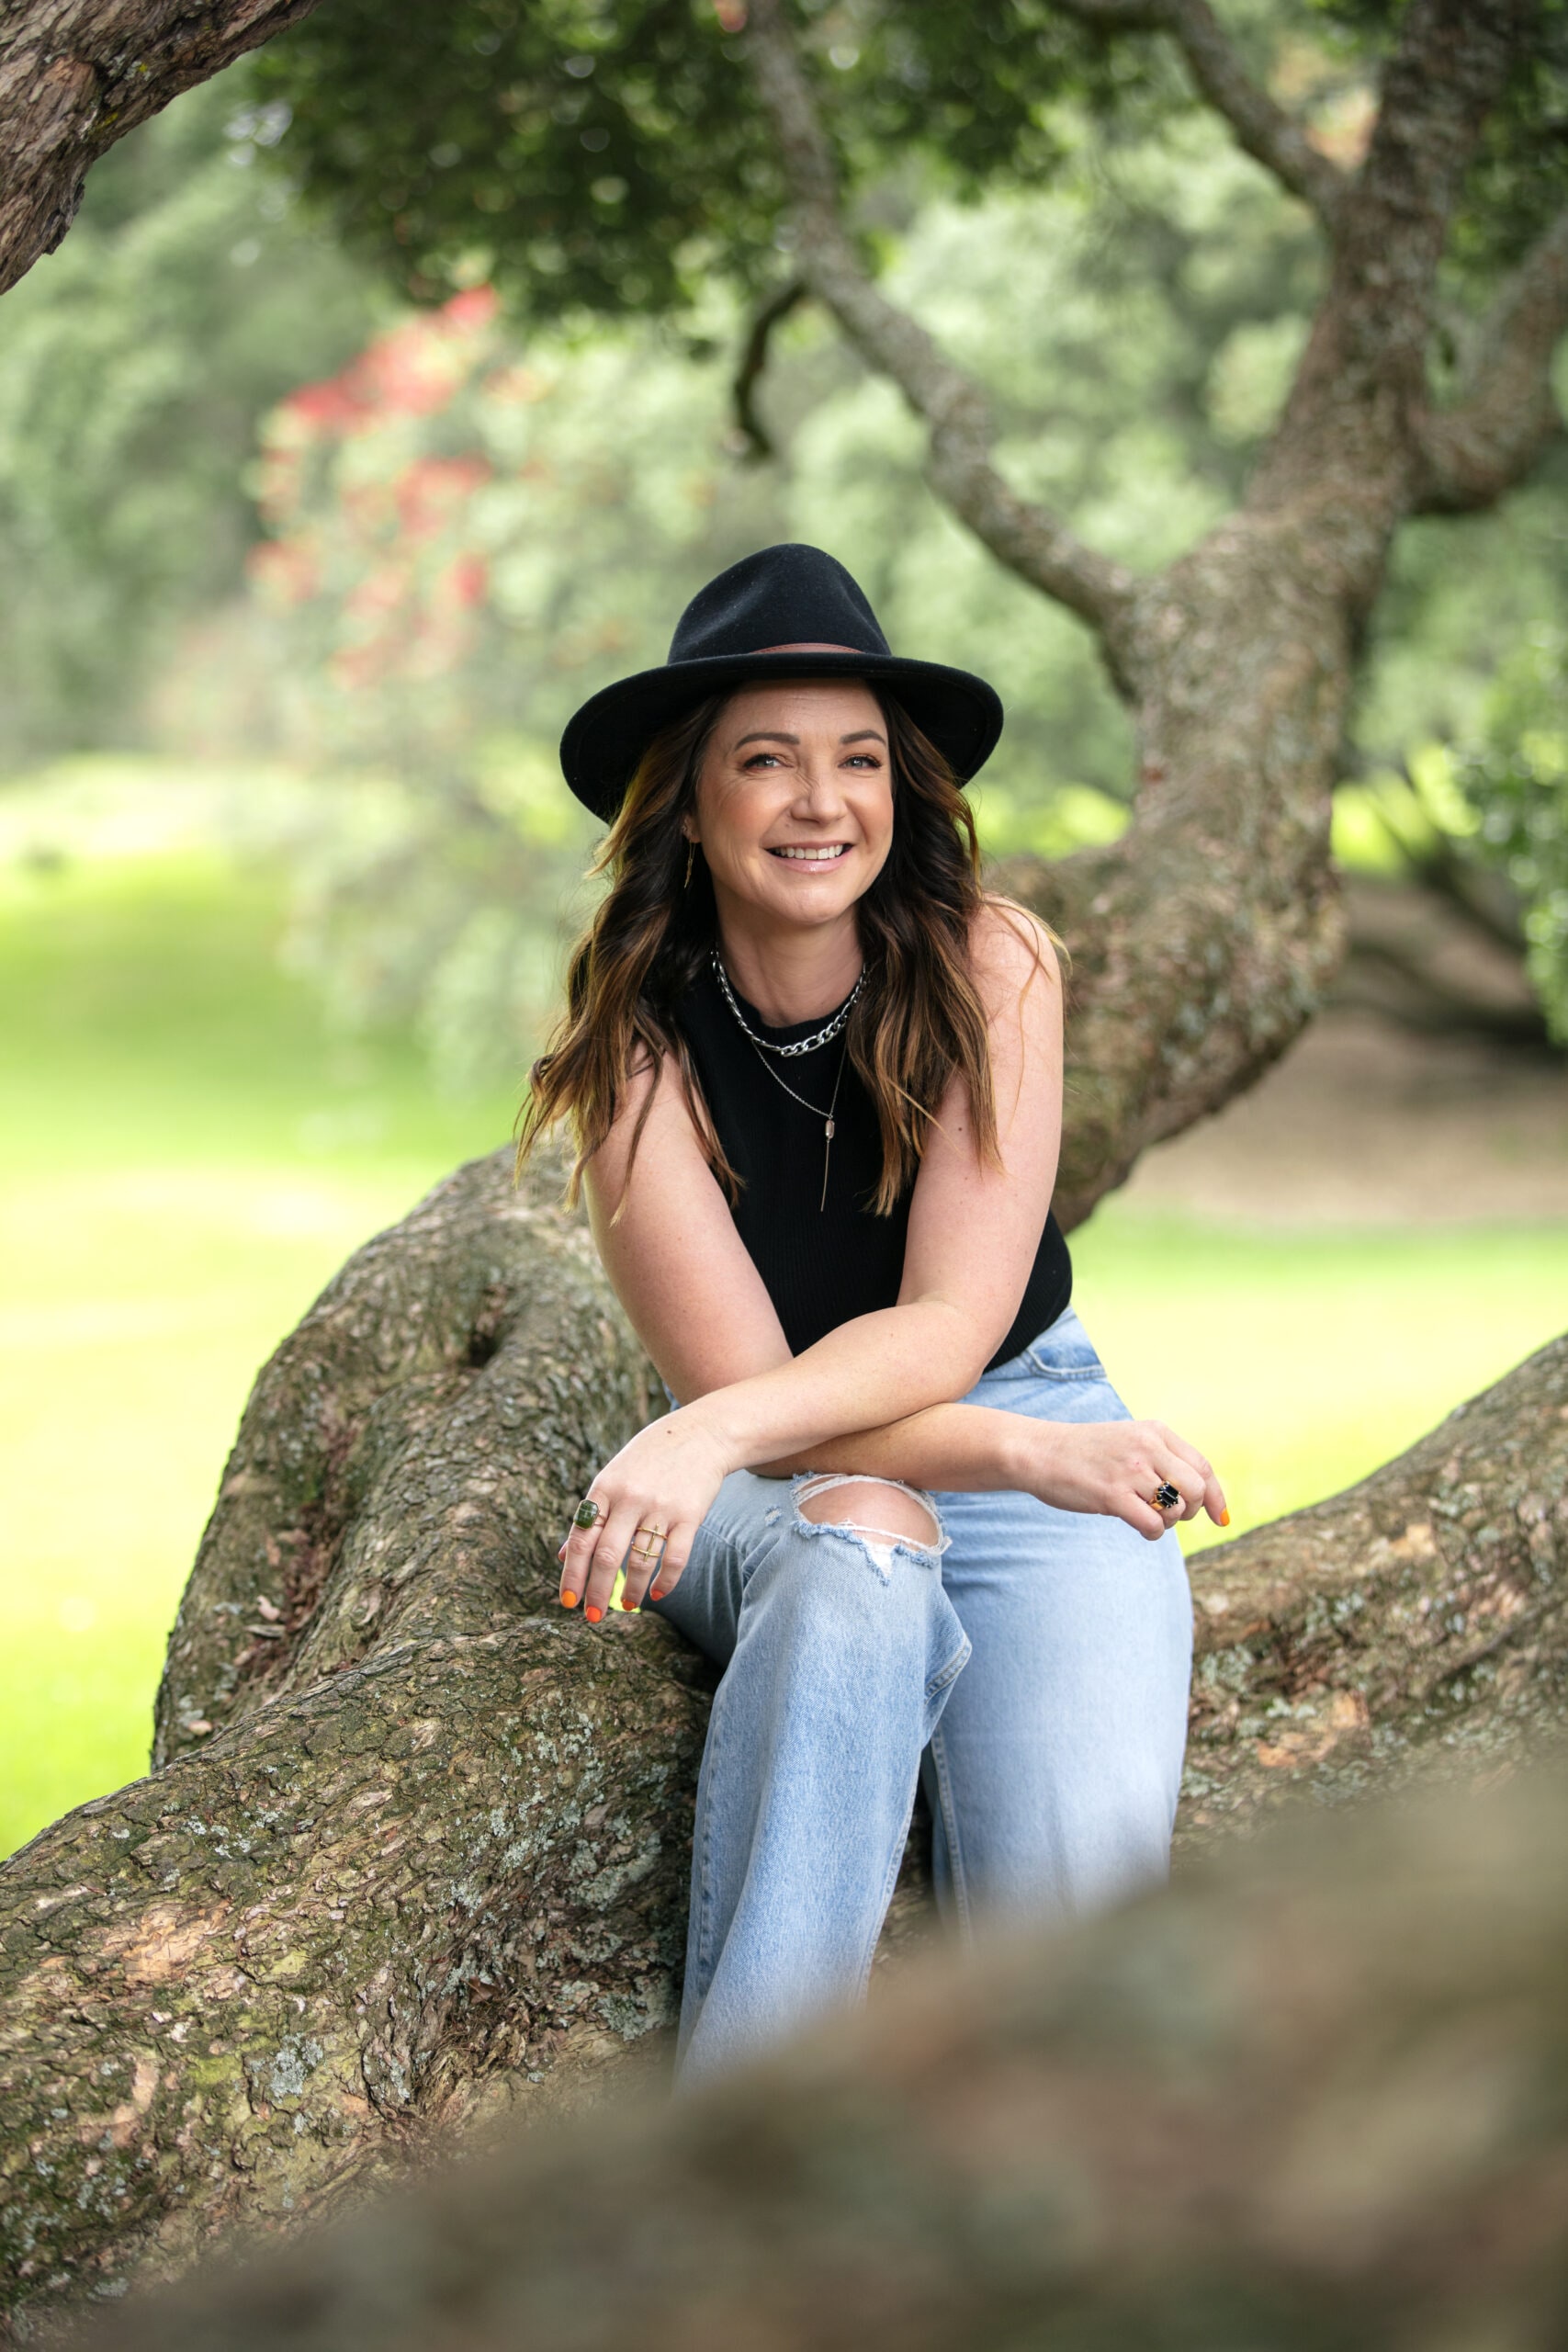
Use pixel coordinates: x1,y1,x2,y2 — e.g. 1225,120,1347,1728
720,860,868,925
758,880,863,928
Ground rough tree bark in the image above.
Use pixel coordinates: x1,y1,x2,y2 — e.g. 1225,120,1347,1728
64,1758,1568,2352
0,0,329,298
3,0,1568,2336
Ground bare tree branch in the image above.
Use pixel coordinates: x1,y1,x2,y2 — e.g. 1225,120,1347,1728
1413,207,1568,513
1055,0,1349,225
743,0,1140,665
1249,0,1534,521
0,0,332,298
731,277,807,460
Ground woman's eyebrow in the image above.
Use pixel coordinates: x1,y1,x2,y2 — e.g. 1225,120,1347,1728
731,729,887,748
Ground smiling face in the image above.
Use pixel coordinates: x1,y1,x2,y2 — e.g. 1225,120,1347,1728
685,679,893,947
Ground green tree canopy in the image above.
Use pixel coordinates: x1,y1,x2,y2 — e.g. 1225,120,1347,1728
254,0,1567,325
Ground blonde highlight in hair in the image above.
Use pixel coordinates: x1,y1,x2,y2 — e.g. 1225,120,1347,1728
517,688,1042,1212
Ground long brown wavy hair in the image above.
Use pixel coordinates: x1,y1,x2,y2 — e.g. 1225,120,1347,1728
517,685,1039,1215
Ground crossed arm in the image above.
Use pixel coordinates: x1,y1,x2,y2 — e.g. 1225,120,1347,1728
558,907,1225,1617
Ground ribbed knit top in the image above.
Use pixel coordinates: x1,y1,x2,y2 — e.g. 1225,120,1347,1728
672,958,1072,1371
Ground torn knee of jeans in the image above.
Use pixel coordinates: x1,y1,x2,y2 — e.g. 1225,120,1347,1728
791,1474,946,1572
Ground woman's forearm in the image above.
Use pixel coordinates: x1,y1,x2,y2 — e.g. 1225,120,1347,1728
751,1400,1033,1493
686,1300,1004,1477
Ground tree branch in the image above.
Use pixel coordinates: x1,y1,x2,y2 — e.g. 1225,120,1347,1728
743,0,1139,665
0,0,332,298
1248,0,1534,525
730,277,807,460
1055,0,1349,226
1412,207,1568,514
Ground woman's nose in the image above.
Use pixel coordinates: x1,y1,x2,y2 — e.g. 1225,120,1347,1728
792,756,846,812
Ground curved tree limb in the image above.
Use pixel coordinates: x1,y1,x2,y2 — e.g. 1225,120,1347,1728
0,0,330,298
730,276,807,460
1413,206,1568,513
743,0,1141,667
1055,0,1349,225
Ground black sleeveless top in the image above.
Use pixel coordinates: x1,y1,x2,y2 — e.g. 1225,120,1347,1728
672,960,1072,1372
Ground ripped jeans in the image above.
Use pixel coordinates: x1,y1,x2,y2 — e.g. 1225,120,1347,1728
649,1306,1194,2086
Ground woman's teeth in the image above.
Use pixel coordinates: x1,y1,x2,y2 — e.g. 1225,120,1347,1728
768,844,848,861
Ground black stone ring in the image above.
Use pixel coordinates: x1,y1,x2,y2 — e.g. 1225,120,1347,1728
572,1497,605,1531
1153,1481,1182,1512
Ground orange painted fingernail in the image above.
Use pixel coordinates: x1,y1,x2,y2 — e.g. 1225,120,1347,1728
560,1590,578,1609
1219,1510,1231,1528
649,1588,668,1603
584,1605,603,1624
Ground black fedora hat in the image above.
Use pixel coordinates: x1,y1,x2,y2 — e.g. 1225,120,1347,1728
559,542,1004,820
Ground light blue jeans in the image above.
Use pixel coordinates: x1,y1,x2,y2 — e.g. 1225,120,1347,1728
649,1306,1193,2085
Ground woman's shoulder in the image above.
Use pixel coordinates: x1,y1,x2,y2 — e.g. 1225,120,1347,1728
967,895,1064,1001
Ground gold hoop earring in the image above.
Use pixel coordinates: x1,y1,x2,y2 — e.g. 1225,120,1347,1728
684,841,696,888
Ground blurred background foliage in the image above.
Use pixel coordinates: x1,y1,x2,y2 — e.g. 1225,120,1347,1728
2,24,1563,1082
3,3,1566,1854
0,79,380,766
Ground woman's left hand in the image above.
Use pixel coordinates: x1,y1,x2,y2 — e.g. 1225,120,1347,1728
558,1407,732,1622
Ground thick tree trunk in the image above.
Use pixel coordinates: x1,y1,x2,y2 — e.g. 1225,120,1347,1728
3,1146,1565,2336
68,1753,1568,2352
0,0,329,298
746,0,1565,1227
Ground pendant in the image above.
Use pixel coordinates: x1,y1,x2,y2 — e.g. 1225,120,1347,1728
820,1117,835,1213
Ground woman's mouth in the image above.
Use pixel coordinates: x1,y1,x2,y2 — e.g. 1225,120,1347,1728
766,843,851,863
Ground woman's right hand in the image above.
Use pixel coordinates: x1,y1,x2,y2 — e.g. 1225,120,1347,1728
1021,1417,1229,1541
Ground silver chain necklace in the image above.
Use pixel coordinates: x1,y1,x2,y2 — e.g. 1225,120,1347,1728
710,949,863,1057
711,953,861,1212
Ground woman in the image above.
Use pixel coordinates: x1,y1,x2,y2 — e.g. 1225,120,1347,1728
521,543,1225,2086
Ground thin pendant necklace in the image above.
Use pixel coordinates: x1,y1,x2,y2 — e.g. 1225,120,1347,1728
712,953,858,1212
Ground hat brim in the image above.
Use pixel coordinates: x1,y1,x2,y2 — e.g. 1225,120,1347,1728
559,649,1003,822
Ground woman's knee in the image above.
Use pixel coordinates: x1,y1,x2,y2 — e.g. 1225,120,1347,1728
745,1496,951,1677
794,1474,942,1554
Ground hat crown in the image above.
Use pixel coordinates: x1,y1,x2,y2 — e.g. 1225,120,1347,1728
668,543,891,665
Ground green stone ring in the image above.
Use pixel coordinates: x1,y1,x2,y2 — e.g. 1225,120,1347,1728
572,1498,604,1531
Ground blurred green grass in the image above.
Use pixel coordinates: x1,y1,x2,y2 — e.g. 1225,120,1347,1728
4,786,1566,1860
1,808,522,1860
